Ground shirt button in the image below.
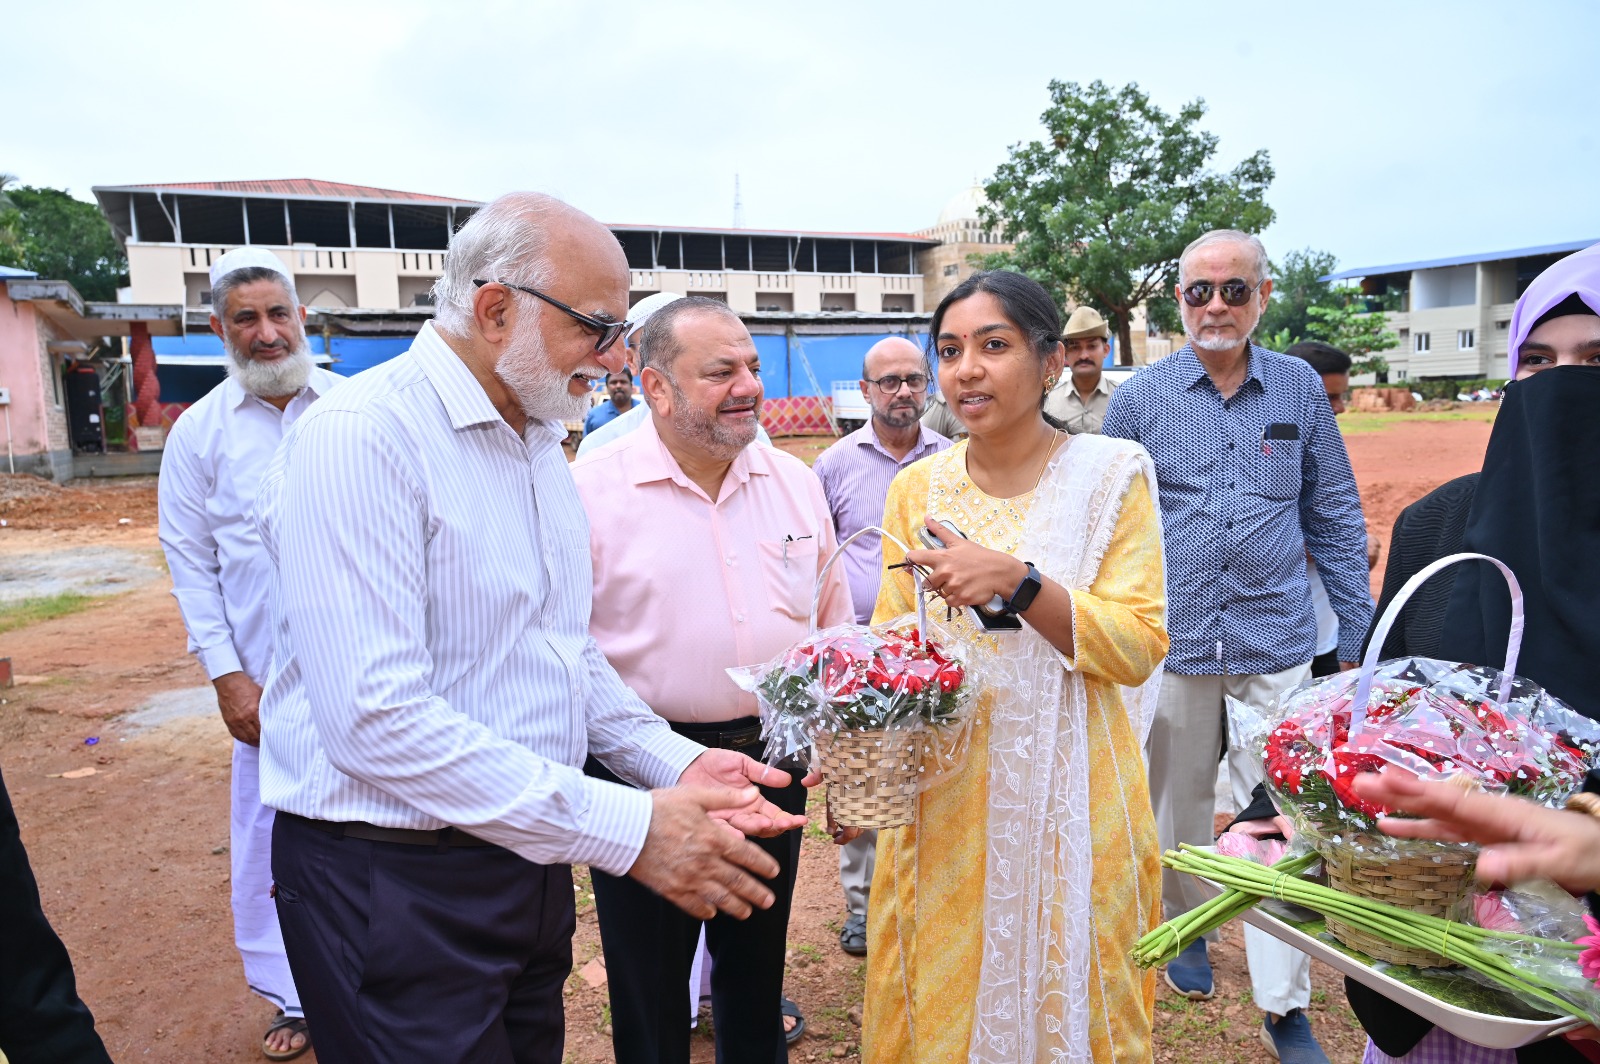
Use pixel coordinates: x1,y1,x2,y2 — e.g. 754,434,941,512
1228,441,1235,449
1222,564,1230,572
725,555,735,566
1227,521,1234,529
1230,482,1236,490
736,613,746,623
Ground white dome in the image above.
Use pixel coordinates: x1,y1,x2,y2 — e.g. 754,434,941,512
938,182,987,225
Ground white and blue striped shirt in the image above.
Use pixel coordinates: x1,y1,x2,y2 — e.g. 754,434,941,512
255,323,705,876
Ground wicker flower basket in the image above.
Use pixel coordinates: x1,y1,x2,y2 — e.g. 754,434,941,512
815,729,920,829
1318,838,1477,967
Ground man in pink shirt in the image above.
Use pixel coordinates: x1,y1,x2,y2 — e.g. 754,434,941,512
572,296,851,1063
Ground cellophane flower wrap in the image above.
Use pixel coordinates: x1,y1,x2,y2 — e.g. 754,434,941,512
1452,883,1600,1026
1227,657,1600,860
727,616,979,792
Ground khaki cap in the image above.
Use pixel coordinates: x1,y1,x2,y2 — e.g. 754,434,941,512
1063,306,1110,340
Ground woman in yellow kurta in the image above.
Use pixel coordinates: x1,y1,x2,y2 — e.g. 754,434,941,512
861,271,1167,1064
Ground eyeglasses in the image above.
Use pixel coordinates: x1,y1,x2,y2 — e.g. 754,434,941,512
472,279,630,353
1181,279,1265,308
864,373,930,395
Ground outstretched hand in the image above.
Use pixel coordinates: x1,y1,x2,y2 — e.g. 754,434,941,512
1354,769,1600,893
679,750,807,837
629,786,783,920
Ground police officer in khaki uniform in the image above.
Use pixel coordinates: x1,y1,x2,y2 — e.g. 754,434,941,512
1044,306,1117,434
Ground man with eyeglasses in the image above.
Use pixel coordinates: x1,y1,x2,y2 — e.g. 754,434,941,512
576,292,772,459
1043,305,1118,434
1103,230,1371,1064
810,336,951,958
253,194,808,1064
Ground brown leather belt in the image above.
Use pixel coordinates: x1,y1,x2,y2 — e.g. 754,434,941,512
281,812,496,849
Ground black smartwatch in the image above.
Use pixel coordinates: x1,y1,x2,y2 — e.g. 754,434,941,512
1004,561,1043,615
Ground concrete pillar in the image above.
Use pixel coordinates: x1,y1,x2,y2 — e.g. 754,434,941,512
130,322,161,430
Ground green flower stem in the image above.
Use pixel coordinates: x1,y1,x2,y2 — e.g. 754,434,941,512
1133,852,1318,966
1161,848,1591,1021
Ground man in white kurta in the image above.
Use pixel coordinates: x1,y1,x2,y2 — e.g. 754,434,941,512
157,248,341,1060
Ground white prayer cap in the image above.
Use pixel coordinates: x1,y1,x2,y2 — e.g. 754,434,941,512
624,291,685,343
209,247,294,291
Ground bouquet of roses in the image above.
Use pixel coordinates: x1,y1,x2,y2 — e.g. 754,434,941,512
1236,659,1600,851
728,619,979,828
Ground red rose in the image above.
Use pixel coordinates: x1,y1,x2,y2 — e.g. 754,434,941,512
936,663,964,693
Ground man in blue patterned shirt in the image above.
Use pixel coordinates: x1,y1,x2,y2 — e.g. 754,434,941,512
1103,230,1372,1064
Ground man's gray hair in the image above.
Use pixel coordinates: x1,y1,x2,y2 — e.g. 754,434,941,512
211,266,298,319
1178,229,1271,286
636,296,743,376
430,192,559,335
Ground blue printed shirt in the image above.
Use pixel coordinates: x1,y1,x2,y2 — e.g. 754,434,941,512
1102,344,1372,675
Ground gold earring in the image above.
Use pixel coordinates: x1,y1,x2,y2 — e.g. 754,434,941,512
1045,375,1058,390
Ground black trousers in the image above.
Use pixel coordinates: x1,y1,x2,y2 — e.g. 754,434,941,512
1311,649,1341,678
272,813,575,1064
0,763,112,1064
586,718,806,1064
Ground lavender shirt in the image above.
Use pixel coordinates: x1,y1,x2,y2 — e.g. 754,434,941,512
812,421,952,624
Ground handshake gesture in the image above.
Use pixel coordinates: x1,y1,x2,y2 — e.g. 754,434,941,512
628,749,816,920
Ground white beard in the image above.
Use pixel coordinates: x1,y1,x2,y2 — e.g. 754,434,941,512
226,339,314,398
495,323,589,423
1185,305,1263,352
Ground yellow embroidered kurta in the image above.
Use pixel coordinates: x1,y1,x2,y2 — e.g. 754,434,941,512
863,442,1166,1063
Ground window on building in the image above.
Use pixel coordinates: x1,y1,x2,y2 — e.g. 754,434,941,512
751,237,790,272
245,198,289,245
877,243,912,274
389,205,450,251
882,295,913,312
354,203,392,248
617,232,654,270
943,264,959,277
1396,369,1408,381
682,234,723,271
1458,329,1475,350
1414,332,1431,353
1495,319,1509,330
724,237,751,272
815,240,851,273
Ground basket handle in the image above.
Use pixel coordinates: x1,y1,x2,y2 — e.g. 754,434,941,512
1349,552,1524,738
808,525,927,641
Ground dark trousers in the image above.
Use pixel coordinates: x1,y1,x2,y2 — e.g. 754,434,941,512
586,718,806,1064
272,813,575,1064
0,764,113,1064
1311,650,1341,678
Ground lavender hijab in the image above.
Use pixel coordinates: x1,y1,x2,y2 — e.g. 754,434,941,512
1507,240,1600,376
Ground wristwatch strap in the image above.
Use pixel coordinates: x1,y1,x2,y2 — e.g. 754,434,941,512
1005,562,1043,615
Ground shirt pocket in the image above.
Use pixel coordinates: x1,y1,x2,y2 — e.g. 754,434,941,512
757,538,820,621
1247,438,1302,501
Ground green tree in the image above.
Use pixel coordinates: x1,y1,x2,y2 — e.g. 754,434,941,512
1256,247,1341,348
0,173,22,259
0,183,128,301
1304,302,1398,378
978,80,1275,364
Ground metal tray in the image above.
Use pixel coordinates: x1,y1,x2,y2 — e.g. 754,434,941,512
1242,907,1584,1050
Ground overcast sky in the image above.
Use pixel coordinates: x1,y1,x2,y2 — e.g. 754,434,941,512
6,0,1597,272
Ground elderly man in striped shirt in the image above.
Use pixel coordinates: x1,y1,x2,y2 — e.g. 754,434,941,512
253,194,808,1064
810,336,950,956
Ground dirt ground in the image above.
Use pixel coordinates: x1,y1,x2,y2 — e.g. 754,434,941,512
0,411,1494,1064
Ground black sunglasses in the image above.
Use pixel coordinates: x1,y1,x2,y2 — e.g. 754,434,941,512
472,279,630,353
1181,279,1265,309
864,373,929,395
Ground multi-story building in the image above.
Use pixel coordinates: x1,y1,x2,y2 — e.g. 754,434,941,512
1327,238,1598,381
92,178,936,318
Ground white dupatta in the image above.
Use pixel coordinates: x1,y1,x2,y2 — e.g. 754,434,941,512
964,433,1164,1064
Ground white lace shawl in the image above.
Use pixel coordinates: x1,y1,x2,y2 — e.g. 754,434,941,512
964,434,1165,1064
